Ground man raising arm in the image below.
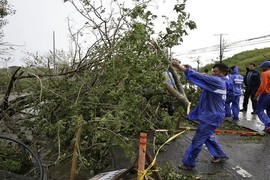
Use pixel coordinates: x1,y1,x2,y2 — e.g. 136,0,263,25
171,60,229,170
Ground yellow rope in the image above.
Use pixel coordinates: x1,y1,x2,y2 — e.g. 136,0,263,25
139,127,190,180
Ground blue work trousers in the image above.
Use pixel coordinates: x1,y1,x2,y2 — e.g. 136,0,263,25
182,122,227,168
225,95,240,120
256,94,270,129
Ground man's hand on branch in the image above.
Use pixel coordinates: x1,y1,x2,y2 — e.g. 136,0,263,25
171,58,181,64
171,59,186,72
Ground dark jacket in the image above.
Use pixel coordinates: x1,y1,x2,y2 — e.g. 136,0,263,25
243,69,260,89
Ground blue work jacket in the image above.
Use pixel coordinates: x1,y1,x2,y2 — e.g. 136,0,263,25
226,66,243,97
184,68,227,127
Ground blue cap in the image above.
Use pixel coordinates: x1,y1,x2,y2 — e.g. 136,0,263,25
259,61,270,68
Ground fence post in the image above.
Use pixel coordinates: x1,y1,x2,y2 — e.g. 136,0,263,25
137,133,147,180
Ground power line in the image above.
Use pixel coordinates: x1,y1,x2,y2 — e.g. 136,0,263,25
174,34,270,56
227,40,270,51
227,38,270,49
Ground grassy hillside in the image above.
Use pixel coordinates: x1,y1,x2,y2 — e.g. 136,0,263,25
202,47,270,75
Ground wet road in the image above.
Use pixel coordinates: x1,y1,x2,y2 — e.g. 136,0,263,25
110,95,270,179
235,96,264,132
157,95,270,180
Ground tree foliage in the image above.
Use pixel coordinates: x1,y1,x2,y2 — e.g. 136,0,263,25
0,0,15,62
0,0,15,28
0,0,197,177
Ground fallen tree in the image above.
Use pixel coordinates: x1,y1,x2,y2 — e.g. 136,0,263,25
0,0,197,178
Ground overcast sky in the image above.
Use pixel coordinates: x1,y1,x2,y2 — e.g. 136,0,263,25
3,0,270,67
176,0,270,66
2,0,77,67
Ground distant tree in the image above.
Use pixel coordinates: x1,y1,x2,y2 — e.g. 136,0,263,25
0,0,15,38
0,0,15,62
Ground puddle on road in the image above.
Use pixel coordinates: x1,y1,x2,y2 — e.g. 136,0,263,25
236,96,264,132
232,166,252,178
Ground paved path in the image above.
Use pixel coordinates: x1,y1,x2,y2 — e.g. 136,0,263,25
156,96,270,180
110,95,270,179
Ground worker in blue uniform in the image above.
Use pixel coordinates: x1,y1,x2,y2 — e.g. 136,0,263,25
255,61,270,133
225,66,244,120
171,60,229,170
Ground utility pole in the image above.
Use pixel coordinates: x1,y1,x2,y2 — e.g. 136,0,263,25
190,56,200,71
219,34,222,63
214,33,227,63
196,56,200,71
53,31,56,73
168,47,172,59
